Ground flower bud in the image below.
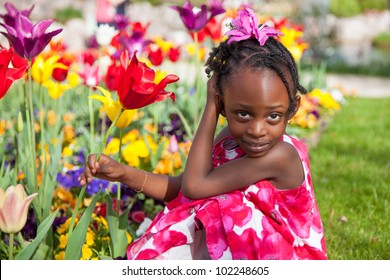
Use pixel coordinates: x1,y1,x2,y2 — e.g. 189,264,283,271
16,111,24,133
0,184,38,234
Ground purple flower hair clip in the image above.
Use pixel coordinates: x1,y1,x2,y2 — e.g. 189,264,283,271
225,8,283,45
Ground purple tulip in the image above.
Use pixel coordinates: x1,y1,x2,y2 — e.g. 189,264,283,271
207,0,225,18
119,32,151,58
171,0,225,32
0,2,62,60
0,2,34,27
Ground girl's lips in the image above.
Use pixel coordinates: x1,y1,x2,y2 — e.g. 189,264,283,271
242,140,270,154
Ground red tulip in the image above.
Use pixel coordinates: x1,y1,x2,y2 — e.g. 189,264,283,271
117,50,179,110
147,46,164,66
105,60,122,91
0,47,28,99
168,47,180,62
52,57,71,82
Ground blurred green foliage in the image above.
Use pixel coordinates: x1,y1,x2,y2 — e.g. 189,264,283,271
54,6,83,24
329,0,388,17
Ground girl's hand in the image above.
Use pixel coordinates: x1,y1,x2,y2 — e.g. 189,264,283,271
206,73,219,104
78,153,124,185
207,74,224,116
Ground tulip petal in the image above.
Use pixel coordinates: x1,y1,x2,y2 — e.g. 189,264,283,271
0,185,38,234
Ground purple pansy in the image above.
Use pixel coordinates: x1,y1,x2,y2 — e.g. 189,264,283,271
225,8,283,46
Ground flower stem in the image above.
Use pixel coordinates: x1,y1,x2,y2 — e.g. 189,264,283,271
88,88,95,154
116,128,123,215
193,32,201,127
9,233,14,260
39,84,46,188
95,109,123,162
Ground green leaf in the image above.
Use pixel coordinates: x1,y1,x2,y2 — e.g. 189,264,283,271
68,185,87,236
64,191,100,260
105,194,132,258
173,104,193,139
15,209,59,260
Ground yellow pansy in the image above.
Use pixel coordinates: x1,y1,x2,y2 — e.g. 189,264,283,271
62,146,73,157
104,138,120,155
122,139,149,167
81,244,93,260
122,129,140,144
57,217,78,234
308,89,341,110
31,54,67,84
59,234,68,249
91,86,137,129
54,251,65,260
85,230,95,246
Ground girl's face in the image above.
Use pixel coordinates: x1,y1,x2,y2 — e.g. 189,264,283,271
222,68,294,158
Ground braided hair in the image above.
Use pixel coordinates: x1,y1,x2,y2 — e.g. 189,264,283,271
205,35,307,114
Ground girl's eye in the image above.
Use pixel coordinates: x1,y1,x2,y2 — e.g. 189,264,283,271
237,111,251,119
268,113,281,121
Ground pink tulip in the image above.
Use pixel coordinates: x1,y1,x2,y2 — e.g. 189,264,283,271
167,134,179,154
0,184,38,234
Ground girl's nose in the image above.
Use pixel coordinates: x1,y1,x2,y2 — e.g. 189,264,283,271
247,120,266,138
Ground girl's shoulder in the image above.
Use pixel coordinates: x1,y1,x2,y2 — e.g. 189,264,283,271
281,134,309,161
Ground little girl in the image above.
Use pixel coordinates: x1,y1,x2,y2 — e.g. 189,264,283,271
79,8,327,260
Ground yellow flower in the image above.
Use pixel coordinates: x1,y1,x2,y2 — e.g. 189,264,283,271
54,251,65,260
85,230,95,246
81,244,93,260
43,80,72,99
104,138,120,155
279,27,309,62
91,86,137,129
63,125,75,143
122,139,149,167
62,146,73,157
59,233,68,249
57,217,78,234
93,215,109,230
155,69,168,84
145,134,158,152
308,89,341,110
153,36,173,54
126,231,133,244
67,72,80,87
31,54,67,84
185,43,205,61
0,119,10,136
122,129,140,144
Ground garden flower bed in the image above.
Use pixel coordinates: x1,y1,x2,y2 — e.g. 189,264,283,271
0,1,347,260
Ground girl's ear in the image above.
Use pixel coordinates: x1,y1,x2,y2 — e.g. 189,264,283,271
215,94,226,117
289,95,301,119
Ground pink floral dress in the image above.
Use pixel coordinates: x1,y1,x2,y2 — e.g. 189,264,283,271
127,134,327,260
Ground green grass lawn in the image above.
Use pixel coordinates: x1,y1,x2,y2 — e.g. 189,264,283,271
310,97,390,260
